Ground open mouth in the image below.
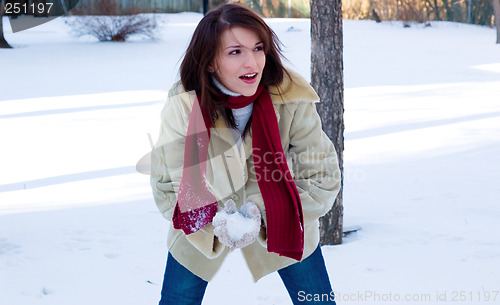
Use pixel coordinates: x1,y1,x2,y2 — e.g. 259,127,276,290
239,73,257,80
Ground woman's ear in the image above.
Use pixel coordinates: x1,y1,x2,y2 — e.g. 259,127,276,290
208,60,218,73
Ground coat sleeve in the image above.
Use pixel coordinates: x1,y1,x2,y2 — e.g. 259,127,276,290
287,102,341,224
150,94,188,221
150,91,225,259
246,101,341,247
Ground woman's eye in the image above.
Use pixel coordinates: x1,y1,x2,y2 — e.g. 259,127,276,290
255,46,264,51
229,50,240,55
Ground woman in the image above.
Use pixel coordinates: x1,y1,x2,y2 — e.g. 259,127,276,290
150,3,341,305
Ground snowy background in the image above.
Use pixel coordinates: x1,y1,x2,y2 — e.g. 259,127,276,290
1,12,500,305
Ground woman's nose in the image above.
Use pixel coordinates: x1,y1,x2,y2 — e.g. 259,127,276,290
243,52,258,68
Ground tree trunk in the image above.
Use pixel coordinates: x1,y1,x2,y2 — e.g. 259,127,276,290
310,0,344,245
203,0,209,15
1,0,13,48
433,0,441,20
442,0,453,21
493,0,500,43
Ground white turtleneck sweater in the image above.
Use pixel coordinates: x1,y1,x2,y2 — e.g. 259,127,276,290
212,77,254,136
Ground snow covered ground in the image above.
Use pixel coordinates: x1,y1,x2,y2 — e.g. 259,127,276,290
1,13,500,305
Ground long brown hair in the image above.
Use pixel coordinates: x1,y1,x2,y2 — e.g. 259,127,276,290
180,3,290,131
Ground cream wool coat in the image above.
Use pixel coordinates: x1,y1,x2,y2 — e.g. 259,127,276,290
150,70,341,282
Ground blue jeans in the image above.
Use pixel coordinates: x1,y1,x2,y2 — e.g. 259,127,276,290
278,245,336,304
158,245,336,305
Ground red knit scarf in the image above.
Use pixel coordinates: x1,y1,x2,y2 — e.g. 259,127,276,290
173,86,304,261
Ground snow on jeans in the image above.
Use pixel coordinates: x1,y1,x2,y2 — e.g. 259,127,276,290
158,245,336,305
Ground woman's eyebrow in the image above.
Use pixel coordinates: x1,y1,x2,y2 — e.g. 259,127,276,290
224,44,242,50
224,41,263,50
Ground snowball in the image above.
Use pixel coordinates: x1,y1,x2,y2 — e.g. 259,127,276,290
217,210,259,242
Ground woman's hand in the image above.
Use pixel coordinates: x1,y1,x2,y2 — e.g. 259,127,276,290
213,200,261,251
213,199,238,250
234,201,261,249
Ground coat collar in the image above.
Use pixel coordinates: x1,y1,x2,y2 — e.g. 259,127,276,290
210,70,319,156
268,69,320,104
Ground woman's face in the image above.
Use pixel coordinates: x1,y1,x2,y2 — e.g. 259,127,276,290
211,26,266,97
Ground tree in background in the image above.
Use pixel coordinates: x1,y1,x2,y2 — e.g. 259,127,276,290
494,0,500,43
204,0,228,14
469,0,495,25
343,0,496,27
230,0,311,17
310,0,344,245
0,0,13,48
65,0,158,42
